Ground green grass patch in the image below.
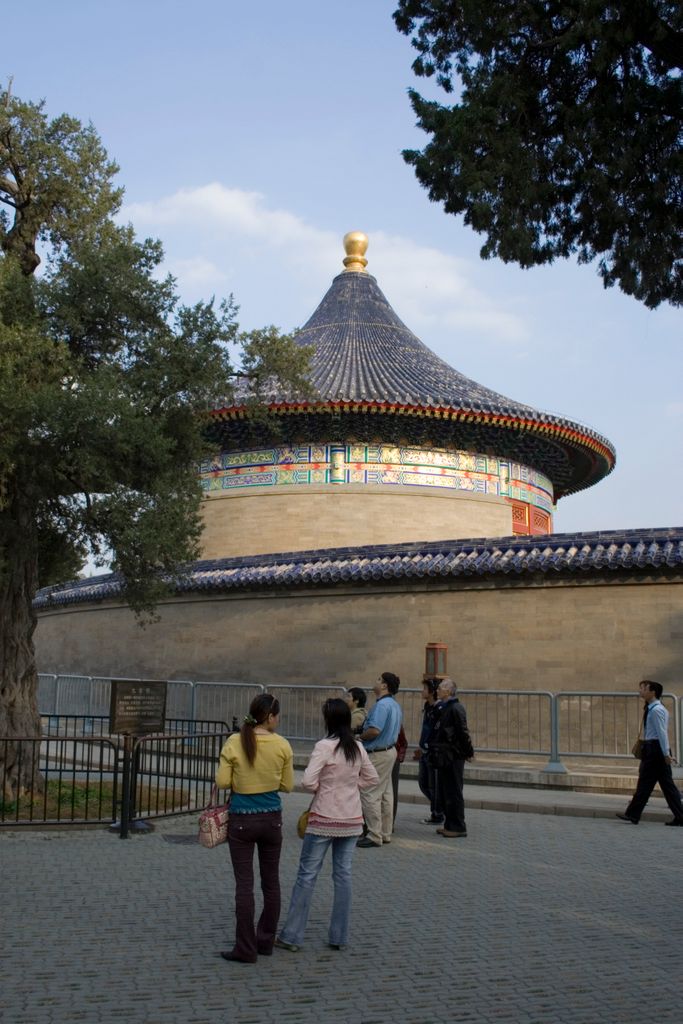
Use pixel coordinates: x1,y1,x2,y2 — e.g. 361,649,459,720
0,779,190,822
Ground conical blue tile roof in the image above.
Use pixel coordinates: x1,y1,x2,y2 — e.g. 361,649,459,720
211,246,616,497
292,270,536,411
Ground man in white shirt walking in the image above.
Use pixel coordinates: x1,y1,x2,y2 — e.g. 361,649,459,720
617,680,683,826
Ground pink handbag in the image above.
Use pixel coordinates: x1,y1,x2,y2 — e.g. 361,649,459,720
198,785,230,848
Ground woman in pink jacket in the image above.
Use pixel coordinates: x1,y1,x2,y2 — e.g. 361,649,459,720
275,698,378,952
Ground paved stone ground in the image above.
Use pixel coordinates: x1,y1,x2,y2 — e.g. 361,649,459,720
2,791,682,1024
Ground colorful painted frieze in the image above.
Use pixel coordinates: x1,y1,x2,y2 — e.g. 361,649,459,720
199,443,555,514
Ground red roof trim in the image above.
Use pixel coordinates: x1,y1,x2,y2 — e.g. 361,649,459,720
208,400,615,467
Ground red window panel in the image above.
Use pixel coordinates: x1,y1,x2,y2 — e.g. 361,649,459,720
511,501,529,535
531,508,551,535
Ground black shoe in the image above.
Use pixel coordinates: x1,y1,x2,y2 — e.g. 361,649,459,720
220,950,257,963
616,813,638,824
422,816,443,824
328,943,344,950
356,837,381,848
664,818,683,826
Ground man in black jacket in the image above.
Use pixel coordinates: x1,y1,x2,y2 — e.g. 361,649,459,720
430,678,473,839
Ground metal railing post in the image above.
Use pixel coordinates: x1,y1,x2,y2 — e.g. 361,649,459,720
119,736,132,839
542,694,567,774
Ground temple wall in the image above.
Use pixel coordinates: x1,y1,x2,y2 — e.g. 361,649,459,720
35,576,683,697
200,486,514,557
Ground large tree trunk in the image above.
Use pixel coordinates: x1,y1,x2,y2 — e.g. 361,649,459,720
0,501,42,803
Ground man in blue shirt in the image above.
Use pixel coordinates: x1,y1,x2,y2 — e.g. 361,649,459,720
357,671,402,848
617,680,683,826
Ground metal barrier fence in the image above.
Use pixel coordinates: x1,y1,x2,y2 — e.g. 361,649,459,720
395,688,561,770
37,675,195,719
461,689,554,757
194,682,264,726
40,715,229,737
4,678,682,829
0,734,119,825
556,692,677,759
36,674,682,770
1,723,228,832
131,731,226,828
36,673,57,714
267,685,348,743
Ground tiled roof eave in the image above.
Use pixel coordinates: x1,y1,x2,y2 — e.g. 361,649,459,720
210,399,614,454
34,528,683,609
208,399,616,488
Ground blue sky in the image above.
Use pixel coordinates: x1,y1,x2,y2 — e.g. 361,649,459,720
5,1,681,534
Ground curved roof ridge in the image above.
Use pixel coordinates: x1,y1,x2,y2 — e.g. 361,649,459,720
35,527,683,608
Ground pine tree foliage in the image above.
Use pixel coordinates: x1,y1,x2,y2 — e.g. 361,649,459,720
394,1,682,307
0,89,312,780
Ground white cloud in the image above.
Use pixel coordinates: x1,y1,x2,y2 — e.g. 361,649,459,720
125,184,334,262
122,184,529,345
370,231,527,343
169,256,229,291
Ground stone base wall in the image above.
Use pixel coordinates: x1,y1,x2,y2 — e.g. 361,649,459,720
35,575,683,697
200,485,513,557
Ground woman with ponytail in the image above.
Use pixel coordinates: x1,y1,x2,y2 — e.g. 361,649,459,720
275,698,378,953
215,693,293,963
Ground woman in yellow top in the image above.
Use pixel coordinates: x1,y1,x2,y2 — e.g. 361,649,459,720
216,693,294,963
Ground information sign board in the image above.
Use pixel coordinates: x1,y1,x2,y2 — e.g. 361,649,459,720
109,679,167,735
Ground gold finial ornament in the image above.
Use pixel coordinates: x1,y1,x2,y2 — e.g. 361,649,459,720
342,231,368,272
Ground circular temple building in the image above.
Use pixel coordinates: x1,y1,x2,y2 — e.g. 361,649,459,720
200,232,615,557
37,233,683,697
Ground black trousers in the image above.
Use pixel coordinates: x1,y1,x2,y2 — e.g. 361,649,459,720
625,741,683,823
436,758,466,833
392,755,400,825
417,755,442,819
227,811,283,960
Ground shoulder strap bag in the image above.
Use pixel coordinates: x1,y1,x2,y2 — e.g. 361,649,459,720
198,785,230,848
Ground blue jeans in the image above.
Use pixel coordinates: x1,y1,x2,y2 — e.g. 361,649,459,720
279,833,357,947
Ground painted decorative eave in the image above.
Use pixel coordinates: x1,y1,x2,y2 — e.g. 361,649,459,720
35,528,683,609
208,398,615,492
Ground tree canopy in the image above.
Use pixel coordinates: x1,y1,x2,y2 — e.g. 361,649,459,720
0,88,312,785
394,1,682,308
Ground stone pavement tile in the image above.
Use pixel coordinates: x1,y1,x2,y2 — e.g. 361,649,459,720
2,795,683,1024
515,802,554,815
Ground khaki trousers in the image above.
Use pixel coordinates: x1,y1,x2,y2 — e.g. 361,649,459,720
360,748,396,844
